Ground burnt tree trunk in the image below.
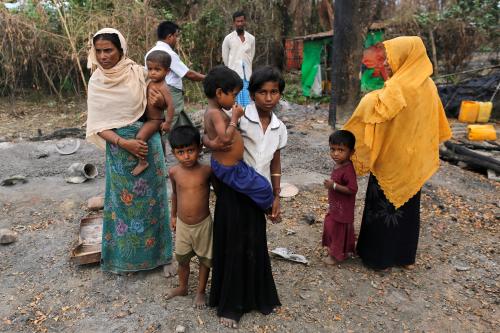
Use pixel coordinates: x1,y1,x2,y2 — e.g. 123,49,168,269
283,0,315,36
329,0,376,127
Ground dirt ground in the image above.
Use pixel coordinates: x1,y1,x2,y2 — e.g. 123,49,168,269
0,99,498,333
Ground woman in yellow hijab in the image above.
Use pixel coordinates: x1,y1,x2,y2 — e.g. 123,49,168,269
343,36,451,270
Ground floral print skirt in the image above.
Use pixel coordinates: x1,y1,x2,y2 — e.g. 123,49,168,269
101,122,172,273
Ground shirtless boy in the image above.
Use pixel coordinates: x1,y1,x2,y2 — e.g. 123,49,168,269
132,50,175,176
166,125,212,309
203,65,273,211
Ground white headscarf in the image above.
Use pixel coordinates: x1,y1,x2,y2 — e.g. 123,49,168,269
86,28,148,149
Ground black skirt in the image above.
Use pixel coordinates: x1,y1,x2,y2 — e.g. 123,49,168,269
209,180,281,321
356,174,421,270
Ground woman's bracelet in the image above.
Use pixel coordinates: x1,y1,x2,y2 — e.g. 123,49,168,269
115,137,121,146
332,182,337,191
271,173,281,177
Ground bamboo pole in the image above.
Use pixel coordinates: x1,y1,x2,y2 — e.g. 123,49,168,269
38,60,63,101
145,0,149,51
428,28,438,76
434,65,500,79
52,0,88,95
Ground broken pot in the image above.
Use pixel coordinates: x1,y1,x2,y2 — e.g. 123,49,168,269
65,163,98,184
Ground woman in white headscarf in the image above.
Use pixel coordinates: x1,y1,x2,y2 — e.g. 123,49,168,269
86,28,174,275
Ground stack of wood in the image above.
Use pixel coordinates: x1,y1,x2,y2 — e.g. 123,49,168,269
440,122,500,180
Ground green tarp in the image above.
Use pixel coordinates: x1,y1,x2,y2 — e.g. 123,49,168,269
361,68,384,92
364,30,384,48
300,30,385,96
361,30,385,92
301,39,330,97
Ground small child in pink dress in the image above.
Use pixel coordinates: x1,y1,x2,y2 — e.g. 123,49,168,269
322,130,358,265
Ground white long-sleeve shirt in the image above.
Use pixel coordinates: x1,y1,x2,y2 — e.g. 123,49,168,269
221,31,255,80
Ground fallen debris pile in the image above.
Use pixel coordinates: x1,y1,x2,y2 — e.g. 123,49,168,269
440,140,500,179
438,71,499,119
29,128,85,141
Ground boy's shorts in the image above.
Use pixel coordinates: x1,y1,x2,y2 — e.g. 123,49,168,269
175,215,213,268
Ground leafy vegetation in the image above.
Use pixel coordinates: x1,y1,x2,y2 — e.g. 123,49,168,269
413,0,499,72
0,0,497,103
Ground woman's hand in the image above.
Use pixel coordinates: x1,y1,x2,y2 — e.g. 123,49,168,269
211,137,233,151
269,197,281,223
203,134,232,152
121,138,148,159
148,88,165,109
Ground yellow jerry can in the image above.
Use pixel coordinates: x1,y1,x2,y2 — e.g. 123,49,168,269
458,101,479,123
476,101,493,123
467,124,497,141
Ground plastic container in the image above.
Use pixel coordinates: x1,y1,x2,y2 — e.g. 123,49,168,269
476,101,493,123
467,124,497,141
458,101,479,123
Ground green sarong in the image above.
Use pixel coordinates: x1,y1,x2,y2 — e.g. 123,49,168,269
101,121,172,273
168,85,184,124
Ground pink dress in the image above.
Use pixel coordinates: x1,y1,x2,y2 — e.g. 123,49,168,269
322,161,358,261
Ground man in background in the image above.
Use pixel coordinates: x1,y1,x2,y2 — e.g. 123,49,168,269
222,11,255,107
146,21,205,122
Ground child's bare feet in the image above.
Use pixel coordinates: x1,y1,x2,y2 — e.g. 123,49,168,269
193,292,206,309
165,286,188,300
220,317,238,329
322,256,337,265
131,160,149,176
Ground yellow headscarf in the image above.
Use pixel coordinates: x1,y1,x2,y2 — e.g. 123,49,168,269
86,28,148,149
343,36,451,208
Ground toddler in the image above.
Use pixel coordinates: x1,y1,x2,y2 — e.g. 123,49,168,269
322,130,358,264
132,50,175,175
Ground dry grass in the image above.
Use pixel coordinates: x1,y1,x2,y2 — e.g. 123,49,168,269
0,0,287,103
0,1,161,99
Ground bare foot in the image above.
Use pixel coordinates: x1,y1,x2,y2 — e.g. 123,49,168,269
193,292,206,309
131,160,149,176
163,263,177,278
220,317,238,329
403,264,415,270
322,256,337,265
375,267,392,274
165,286,188,300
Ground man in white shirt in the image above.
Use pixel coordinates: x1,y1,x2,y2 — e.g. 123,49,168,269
145,21,205,122
221,11,255,107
